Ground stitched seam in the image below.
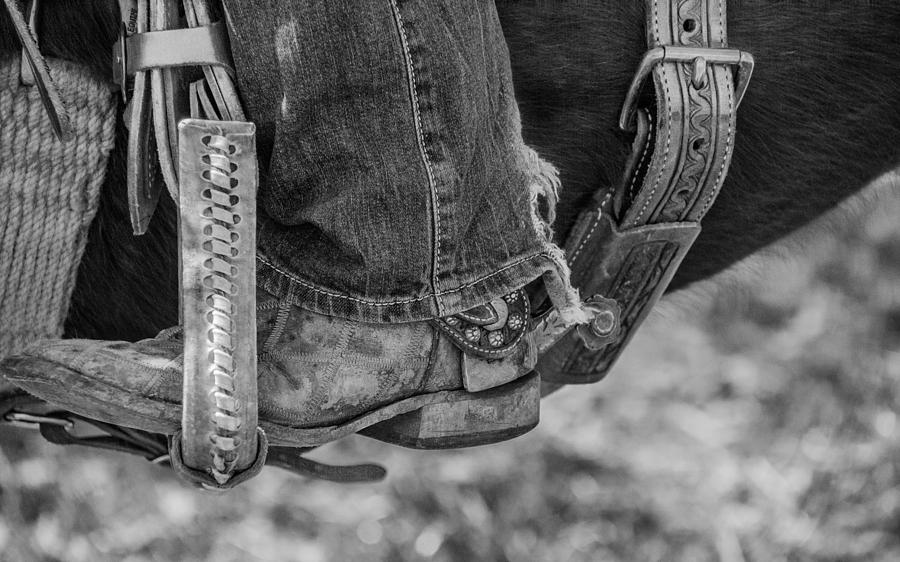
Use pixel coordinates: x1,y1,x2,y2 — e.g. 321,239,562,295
256,300,280,312
718,0,725,46
627,111,654,203
631,0,672,227
457,309,498,324
699,74,734,217
258,252,551,307
567,191,612,266
291,320,354,425
260,351,430,369
651,0,660,44
388,0,443,315
632,75,671,226
262,301,291,355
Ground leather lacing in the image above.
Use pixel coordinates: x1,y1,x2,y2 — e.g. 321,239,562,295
198,133,245,484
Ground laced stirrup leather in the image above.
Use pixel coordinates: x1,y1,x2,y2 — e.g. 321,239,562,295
176,120,261,487
114,0,263,488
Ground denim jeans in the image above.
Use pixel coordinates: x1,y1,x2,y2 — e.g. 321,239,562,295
223,0,580,323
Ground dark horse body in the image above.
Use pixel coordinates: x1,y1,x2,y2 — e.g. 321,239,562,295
2,1,899,342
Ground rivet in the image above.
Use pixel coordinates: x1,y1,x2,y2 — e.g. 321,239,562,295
590,310,617,337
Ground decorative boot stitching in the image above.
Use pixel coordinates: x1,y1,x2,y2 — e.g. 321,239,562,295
432,290,531,359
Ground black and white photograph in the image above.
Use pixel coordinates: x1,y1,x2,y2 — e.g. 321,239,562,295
0,0,899,560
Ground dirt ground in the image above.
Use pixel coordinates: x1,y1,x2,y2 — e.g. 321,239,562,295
1,177,898,562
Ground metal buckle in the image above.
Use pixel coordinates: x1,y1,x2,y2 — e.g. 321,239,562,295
619,46,755,130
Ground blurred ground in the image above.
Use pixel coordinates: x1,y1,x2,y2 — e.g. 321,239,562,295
1,175,899,562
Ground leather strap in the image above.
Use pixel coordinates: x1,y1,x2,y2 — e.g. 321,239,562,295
124,0,161,235
17,0,37,85
178,118,259,487
536,0,752,384
120,23,234,76
0,392,385,484
117,0,264,488
2,0,72,140
120,0,245,235
148,0,183,203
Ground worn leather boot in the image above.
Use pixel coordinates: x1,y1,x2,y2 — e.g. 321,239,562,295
0,288,540,450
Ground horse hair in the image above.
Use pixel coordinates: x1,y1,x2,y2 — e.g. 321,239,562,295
2,1,899,340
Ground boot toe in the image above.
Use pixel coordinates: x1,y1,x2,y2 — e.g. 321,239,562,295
0,338,184,434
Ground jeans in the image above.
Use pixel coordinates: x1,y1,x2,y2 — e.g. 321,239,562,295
223,0,579,323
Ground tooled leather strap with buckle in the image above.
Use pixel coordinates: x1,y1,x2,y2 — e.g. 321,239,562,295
534,0,753,384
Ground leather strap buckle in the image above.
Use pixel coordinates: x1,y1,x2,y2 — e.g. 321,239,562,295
619,46,754,131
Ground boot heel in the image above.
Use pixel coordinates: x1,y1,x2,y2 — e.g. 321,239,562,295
360,372,540,449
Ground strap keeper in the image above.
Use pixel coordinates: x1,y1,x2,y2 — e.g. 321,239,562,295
619,46,754,131
113,20,235,94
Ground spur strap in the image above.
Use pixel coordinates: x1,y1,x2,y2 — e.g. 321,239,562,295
535,0,753,384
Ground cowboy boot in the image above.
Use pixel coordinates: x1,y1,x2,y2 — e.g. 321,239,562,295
0,286,541,451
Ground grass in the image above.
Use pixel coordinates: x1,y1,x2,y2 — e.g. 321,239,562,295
1,178,898,562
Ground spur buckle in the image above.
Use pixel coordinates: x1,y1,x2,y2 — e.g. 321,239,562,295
619,46,755,131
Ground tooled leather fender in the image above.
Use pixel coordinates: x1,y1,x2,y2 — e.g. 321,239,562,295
536,0,753,385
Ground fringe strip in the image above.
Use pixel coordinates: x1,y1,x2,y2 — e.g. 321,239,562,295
519,144,591,327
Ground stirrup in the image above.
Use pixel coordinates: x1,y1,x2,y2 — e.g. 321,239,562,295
116,0,263,489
